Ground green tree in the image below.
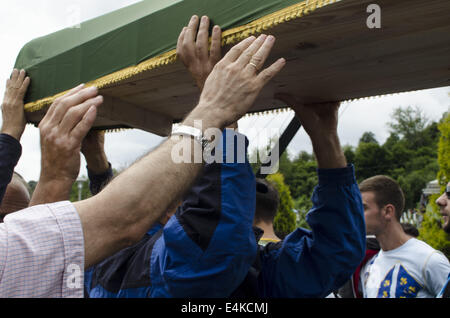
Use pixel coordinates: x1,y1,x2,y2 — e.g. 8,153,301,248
385,141,413,173
278,151,292,179
284,152,317,199
343,145,356,165
418,201,450,258
382,133,400,152
397,169,436,210
267,173,296,239
387,106,429,148
354,142,390,181
69,178,91,202
359,131,378,144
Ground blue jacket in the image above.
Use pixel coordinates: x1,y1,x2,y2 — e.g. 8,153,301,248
0,134,22,205
85,130,257,297
85,132,366,298
233,165,366,298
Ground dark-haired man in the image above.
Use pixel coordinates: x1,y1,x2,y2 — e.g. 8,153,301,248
359,176,450,298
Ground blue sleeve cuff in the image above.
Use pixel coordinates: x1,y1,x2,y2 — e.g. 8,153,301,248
87,163,113,195
317,164,357,187
0,133,22,162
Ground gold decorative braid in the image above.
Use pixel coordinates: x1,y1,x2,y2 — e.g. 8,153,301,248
24,0,339,113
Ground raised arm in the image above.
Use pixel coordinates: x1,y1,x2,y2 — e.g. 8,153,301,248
1,69,30,142
0,69,30,204
258,96,366,297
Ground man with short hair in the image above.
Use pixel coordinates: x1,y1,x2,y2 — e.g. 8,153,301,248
359,175,450,298
436,181,450,298
253,178,281,246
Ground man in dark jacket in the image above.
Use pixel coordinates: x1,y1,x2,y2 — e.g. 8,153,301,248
234,95,366,298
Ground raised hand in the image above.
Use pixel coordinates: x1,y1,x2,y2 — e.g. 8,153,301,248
185,34,286,130
275,94,346,169
1,69,31,141
30,85,103,205
177,15,222,91
275,94,340,139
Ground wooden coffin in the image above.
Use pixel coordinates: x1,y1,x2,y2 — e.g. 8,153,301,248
16,0,450,136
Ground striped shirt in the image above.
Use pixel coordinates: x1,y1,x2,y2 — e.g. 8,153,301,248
0,201,84,298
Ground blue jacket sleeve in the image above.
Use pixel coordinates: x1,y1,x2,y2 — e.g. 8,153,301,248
0,134,22,205
149,129,257,297
259,165,366,298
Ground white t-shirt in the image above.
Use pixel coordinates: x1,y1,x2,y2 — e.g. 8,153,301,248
360,238,450,298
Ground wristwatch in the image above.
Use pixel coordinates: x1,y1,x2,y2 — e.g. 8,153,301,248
171,125,210,149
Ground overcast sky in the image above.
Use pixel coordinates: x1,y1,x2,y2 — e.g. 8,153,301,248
1,0,449,182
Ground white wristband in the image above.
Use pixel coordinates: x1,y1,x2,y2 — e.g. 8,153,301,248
171,125,209,149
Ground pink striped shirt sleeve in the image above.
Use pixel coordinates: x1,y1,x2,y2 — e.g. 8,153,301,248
0,201,85,298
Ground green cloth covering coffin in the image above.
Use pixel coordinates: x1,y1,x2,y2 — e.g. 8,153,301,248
15,0,450,136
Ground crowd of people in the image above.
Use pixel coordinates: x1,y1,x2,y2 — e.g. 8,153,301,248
0,15,449,298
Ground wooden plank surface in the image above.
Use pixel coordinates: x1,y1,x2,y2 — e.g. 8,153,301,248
26,0,450,135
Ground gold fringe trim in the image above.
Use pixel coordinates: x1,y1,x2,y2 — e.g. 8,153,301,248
244,88,431,118
24,0,340,113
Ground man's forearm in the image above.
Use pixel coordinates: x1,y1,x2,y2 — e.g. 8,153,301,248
311,133,347,169
30,179,73,206
86,152,110,175
75,137,204,268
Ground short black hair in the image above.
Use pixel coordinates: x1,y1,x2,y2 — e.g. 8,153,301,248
401,223,419,237
255,178,279,224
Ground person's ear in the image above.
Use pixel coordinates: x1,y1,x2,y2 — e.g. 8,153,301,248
383,204,396,221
